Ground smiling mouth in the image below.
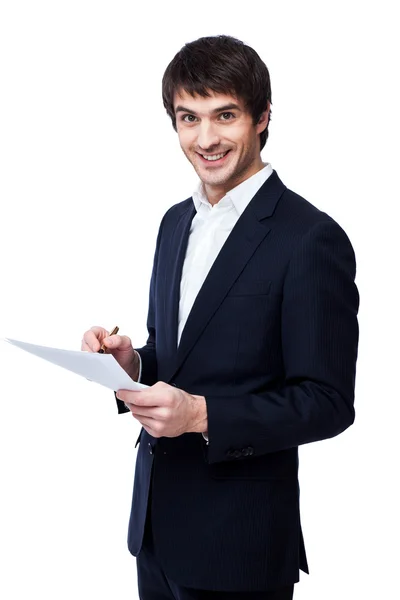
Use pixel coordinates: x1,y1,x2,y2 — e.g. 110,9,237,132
198,150,230,163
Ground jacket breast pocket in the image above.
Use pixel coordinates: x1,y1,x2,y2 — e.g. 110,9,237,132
227,278,272,297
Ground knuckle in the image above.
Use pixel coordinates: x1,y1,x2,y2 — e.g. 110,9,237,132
160,407,169,420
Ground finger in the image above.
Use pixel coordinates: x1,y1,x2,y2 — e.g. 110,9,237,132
129,406,158,419
81,327,109,352
130,405,169,421
117,390,159,407
133,415,160,437
116,389,141,403
131,411,157,421
81,338,92,352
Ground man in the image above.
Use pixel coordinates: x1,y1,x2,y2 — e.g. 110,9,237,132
82,35,359,599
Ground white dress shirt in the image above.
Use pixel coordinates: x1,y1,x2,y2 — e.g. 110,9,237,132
135,164,274,442
178,163,273,345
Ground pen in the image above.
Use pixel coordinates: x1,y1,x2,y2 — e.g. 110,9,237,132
99,326,119,353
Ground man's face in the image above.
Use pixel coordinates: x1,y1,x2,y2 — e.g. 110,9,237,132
174,90,268,198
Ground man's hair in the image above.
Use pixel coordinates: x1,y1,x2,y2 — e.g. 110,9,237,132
162,35,272,151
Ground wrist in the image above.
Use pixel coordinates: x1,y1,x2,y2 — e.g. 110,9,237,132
129,350,140,381
190,395,208,434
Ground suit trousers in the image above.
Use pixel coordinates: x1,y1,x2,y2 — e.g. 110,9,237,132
136,468,295,600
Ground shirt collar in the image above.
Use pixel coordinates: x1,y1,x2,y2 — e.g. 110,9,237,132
192,163,273,216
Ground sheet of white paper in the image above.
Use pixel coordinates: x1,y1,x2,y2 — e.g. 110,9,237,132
4,338,148,392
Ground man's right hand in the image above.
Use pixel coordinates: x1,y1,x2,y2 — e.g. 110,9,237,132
81,326,140,382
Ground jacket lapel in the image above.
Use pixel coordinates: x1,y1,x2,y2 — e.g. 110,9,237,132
168,170,286,381
164,203,196,363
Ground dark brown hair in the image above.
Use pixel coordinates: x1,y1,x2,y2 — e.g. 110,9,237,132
162,35,272,150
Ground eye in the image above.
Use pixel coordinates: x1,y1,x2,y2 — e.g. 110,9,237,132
182,114,198,123
219,112,235,121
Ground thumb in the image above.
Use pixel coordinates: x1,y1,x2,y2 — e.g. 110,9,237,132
103,334,132,351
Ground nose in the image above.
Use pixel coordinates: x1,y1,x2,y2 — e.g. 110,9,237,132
197,121,220,151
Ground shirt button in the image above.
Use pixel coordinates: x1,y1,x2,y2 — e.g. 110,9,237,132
148,443,153,455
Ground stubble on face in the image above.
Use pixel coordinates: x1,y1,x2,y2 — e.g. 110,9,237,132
183,134,258,190
174,91,266,203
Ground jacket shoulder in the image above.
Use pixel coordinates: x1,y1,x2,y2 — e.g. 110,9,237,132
275,187,356,264
278,187,348,236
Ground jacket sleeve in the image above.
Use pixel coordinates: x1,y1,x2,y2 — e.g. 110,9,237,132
204,220,360,463
115,214,166,414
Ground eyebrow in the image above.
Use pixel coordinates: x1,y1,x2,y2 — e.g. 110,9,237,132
175,103,242,115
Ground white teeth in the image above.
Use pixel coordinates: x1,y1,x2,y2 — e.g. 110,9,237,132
202,152,227,161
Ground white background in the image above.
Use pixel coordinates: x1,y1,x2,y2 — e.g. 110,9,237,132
0,1,398,598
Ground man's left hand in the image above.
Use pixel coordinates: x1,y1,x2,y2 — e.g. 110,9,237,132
116,382,208,439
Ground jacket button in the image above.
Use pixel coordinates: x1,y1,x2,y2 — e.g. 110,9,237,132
242,447,254,456
148,443,153,455
227,449,243,459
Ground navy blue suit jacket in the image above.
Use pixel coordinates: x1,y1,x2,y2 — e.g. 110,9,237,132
117,171,359,592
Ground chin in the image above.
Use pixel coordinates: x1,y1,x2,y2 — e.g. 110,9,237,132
207,171,235,186
212,177,232,187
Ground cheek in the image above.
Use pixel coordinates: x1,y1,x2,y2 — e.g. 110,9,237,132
228,125,251,149
177,128,196,151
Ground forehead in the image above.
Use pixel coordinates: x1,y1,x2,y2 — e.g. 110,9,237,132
173,89,245,114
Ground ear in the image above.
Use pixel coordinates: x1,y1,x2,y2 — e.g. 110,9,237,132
256,103,270,135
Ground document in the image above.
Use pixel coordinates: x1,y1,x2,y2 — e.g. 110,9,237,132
4,338,147,392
